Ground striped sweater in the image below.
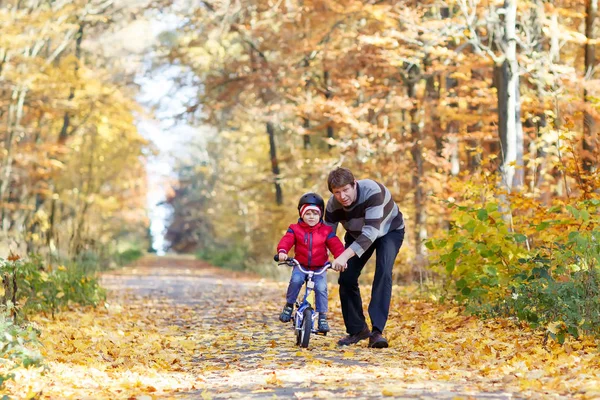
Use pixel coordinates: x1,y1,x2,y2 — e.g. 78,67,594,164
324,179,405,257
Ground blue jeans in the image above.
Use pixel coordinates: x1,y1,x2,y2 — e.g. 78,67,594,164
285,266,328,313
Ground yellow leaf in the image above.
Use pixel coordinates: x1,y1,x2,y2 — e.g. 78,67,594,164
201,389,212,400
265,372,282,386
427,361,441,370
382,385,405,396
441,308,459,319
547,321,561,334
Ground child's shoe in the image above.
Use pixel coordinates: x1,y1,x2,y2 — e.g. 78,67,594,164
279,304,293,322
318,313,330,333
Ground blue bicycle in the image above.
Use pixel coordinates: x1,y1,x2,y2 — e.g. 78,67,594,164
275,256,331,348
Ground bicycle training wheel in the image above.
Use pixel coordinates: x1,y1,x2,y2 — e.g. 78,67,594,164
299,308,312,348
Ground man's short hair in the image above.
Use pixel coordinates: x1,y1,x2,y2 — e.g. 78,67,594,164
327,167,355,192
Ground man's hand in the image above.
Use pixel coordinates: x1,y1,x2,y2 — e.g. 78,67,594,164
278,252,288,262
331,247,356,272
331,257,347,272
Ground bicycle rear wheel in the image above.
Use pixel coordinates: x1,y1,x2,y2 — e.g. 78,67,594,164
299,308,312,348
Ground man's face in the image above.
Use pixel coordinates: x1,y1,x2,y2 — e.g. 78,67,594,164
332,182,357,207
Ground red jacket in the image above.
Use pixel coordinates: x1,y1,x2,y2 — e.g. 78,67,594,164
277,220,345,269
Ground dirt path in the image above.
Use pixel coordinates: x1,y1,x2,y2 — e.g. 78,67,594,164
99,255,515,399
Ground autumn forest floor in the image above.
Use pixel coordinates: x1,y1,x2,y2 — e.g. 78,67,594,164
8,255,600,399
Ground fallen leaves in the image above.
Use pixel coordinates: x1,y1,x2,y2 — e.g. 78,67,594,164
2,257,599,399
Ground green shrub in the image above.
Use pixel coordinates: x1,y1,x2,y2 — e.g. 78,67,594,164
427,199,600,342
197,244,248,271
116,249,144,266
505,268,600,343
1,255,105,319
425,201,528,305
27,262,106,318
0,313,43,388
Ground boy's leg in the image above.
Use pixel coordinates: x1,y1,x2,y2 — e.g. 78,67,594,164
339,233,376,335
285,266,306,305
368,228,405,333
313,272,328,313
281,267,307,322
313,272,330,332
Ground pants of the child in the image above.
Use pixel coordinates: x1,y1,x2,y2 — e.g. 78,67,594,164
286,266,328,313
338,228,405,335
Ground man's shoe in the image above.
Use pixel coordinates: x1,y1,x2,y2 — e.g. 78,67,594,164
337,327,370,346
368,331,389,348
279,305,293,322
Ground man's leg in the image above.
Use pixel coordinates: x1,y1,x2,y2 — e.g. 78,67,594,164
339,233,376,334
368,228,405,333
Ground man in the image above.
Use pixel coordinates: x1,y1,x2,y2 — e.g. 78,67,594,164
324,167,405,348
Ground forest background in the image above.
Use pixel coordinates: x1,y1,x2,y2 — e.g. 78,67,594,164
2,0,600,387
160,0,600,343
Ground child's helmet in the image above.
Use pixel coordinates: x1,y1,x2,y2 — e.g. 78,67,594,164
297,192,325,216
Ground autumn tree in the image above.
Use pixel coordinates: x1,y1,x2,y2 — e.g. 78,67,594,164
154,0,600,283
0,0,150,260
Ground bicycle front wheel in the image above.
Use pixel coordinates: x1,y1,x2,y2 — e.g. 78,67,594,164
299,308,312,348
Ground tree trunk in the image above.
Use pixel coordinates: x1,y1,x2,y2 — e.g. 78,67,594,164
58,23,84,144
47,196,57,247
267,121,283,205
70,126,97,256
407,75,427,282
584,0,598,172
303,117,310,149
303,58,311,149
0,84,28,232
324,70,334,148
496,0,523,190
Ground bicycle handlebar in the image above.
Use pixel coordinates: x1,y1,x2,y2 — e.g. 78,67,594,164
273,255,331,275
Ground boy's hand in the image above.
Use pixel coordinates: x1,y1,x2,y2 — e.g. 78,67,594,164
278,252,288,261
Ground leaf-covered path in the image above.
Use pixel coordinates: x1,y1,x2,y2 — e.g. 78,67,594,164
98,256,509,400
10,256,600,399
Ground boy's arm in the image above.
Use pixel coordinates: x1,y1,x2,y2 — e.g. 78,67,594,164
326,230,345,259
276,226,295,255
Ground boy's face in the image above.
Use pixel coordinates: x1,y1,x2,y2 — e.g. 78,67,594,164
332,182,357,207
302,209,321,226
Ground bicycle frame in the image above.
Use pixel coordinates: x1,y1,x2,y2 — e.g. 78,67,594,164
277,257,331,336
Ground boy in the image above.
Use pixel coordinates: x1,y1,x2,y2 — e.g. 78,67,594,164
277,192,345,332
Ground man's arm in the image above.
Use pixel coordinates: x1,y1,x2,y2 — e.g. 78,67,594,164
348,188,387,257
323,197,342,232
